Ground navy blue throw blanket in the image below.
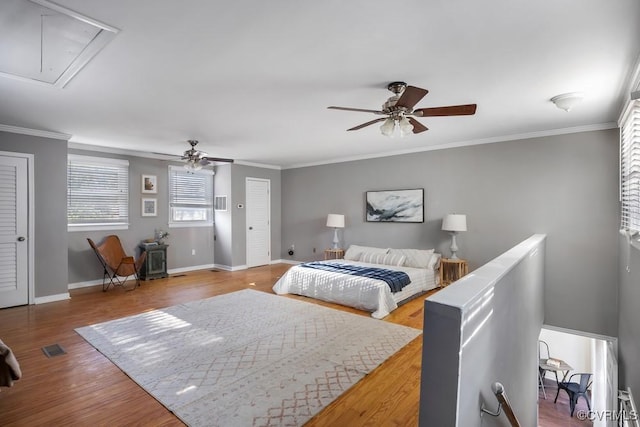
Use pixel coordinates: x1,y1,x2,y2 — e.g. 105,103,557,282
299,261,411,293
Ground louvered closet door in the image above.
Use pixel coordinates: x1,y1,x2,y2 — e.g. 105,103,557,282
246,178,271,268
0,155,29,308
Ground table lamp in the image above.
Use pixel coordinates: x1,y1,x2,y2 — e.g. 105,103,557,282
326,214,345,249
442,214,467,259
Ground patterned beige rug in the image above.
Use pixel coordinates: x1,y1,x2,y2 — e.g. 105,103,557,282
76,289,421,426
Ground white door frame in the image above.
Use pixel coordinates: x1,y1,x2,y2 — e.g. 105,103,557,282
245,177,271,268
0,150,35,305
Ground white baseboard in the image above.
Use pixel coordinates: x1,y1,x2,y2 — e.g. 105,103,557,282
213,264,248,271
68,264,218,290
68,279,103,290
68,262,294,290
215,260,299,270
168,264,216,275
35,293,70,304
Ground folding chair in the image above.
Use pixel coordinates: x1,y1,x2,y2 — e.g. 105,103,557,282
87,235,147,291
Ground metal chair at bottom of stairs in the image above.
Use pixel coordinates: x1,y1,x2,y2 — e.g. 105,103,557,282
554,372,593,417
538,340,550,398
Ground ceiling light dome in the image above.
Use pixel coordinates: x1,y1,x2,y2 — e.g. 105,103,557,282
551,92,584,112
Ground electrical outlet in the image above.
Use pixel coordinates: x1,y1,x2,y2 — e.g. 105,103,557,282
191,249,196,255
290,244,295,250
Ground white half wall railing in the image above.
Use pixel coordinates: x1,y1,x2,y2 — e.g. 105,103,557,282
619,388,639,427
419,234,546,427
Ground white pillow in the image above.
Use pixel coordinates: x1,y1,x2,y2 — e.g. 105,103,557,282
344,244,389,261
359,252,407,267
388,248,435,268
428,253,441,270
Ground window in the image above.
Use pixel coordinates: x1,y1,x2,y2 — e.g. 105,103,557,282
620,99,640,233
68,154,129,231
168,165,214,227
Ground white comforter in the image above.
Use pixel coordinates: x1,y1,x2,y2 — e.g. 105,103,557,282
272,260,439,319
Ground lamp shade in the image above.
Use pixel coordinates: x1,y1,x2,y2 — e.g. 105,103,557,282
442,214,467,232
326,214,345,228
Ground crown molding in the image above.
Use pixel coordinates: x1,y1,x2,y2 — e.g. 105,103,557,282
68,142,177,160
0,124,71,140
617,52,640,123
234,160,281,170
283,122,617,170
68,142,282,169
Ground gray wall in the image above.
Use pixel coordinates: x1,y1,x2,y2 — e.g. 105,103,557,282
282,129,620,336
618,235,640,396
230,164,282,267
0,131,68,298
68,149,215,284
214,164,282,269
213,164,233,267
420,235,545,426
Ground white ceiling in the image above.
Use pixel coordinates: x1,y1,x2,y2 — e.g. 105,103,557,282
1,0,639,168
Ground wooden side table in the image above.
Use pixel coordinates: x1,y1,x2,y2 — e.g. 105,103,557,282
440,258,469,287
324,248,345,260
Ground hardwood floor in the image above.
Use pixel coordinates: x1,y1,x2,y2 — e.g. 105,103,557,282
538,378,593,427
0,264,586,426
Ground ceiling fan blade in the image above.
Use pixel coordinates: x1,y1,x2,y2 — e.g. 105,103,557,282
395,86,429,109
347,117,387,131
328,106,384,114
202,156,234,163
413,104,477,117
408,117,428,133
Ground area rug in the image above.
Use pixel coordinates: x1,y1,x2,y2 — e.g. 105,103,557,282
75,289,421,426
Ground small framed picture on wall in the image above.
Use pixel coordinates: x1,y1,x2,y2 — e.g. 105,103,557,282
142,174,157,194
142,198,157,217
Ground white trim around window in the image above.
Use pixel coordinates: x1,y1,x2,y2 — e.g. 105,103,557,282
67,154,129,232
168,165,214,228
620,100,640,236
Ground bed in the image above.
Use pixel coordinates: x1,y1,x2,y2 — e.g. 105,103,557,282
273,245,440,319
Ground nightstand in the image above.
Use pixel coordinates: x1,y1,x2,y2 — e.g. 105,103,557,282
440,258,468,287
324,248,345,260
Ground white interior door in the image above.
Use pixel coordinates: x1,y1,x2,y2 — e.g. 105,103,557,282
246,177,270,268
0,154,29,308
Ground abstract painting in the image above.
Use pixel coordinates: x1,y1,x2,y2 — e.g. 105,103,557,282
366,189,424,222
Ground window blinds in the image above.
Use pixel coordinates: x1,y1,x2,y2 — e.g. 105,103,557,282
68,155,129,226
169,166,213,224
621,100,640,232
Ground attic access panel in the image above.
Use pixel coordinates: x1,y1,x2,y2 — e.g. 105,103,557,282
0,0,118,87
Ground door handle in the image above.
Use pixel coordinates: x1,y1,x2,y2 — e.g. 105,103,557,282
17,236,26,241
248,227,253,230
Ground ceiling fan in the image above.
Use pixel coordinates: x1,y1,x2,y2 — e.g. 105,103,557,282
180,140,233,171
328,82,477,137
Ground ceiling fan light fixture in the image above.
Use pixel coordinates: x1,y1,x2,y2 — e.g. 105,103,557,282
399,116,414,137
380,118,396,137
551,92,584,112
184,160,203,171
329,82,477,135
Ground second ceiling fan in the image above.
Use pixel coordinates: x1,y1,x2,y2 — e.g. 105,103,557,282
181,140,233,171
328,82,477,137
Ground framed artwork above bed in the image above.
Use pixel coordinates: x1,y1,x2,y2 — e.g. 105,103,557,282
365,188,424,223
